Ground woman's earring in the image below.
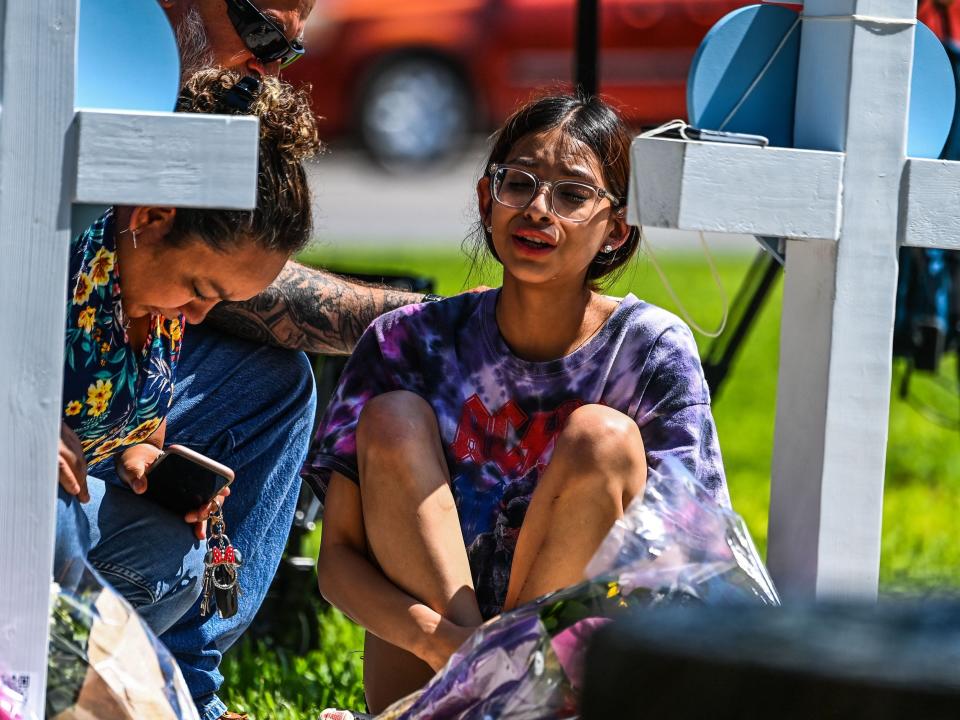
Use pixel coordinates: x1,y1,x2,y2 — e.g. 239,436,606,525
485,225,493,234
119,225,139,248
602,244,614,253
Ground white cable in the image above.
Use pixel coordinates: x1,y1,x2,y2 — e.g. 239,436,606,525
638,119,691,140
643,231,729,338
804,14,916,25
718,16,801,132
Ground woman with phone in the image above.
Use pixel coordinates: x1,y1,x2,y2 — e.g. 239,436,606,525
56,68,321,635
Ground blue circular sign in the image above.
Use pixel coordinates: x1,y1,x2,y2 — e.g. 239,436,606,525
687,4,956,158
687,4,800,148
76,0,181,112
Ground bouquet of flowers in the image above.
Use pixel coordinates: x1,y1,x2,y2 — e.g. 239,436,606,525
45,556,199,720
377,458,779,720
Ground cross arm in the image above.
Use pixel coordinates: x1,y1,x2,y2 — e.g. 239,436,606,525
71,109,260,209
900,157,960,250
629,136,844,241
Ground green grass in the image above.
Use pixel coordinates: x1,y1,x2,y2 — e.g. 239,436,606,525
221,245,960,718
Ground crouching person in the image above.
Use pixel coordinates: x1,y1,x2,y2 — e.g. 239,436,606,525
301,93,729,713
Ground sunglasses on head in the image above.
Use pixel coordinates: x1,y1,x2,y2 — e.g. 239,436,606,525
224,0,305,69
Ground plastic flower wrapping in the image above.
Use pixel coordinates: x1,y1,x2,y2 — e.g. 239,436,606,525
376,458,780,720
0,676,29,720
43,556,200,720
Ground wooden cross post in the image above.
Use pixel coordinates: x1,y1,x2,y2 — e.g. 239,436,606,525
0,3,259,715
630,0,953,601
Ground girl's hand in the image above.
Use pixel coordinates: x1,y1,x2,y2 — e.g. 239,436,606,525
425,617,477,671
59,423,89,502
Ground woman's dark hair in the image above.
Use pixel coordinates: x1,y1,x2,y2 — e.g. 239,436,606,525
473,92,640,285
168,68,322,256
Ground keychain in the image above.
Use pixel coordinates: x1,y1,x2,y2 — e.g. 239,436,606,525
201,507,243,619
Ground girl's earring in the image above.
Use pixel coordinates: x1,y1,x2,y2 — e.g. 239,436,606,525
602,244,614,253
485,225,493,234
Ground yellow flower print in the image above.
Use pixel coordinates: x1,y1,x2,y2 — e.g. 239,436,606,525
87,396,108,417
606,582,620,599
168,318,182,343
124,417,162,444
89,247,115,286
77,307,95,333
91,437,125,464
100,342,111,355
85,379,113,417
64,400,82,416
73,273,93,304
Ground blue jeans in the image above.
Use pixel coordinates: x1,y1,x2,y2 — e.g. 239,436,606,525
56,324,316,720
55,481,208,635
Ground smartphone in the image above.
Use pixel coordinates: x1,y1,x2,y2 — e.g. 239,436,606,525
685,127,769,147
641,121,769,147
144,445,234,516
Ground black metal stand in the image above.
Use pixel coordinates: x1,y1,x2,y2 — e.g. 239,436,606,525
576,0,599,95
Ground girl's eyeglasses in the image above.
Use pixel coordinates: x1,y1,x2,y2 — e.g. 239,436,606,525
225,0,305,69
489,163,622,223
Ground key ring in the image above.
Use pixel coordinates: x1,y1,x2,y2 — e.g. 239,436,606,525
212,563,238,590
208,506,227,536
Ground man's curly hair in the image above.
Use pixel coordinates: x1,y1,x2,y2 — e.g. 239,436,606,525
168,68,323,256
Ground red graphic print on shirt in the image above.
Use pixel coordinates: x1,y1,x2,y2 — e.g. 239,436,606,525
451,394,583,474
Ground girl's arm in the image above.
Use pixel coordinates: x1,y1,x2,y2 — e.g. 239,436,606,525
635,324,728,504
317,471,472,671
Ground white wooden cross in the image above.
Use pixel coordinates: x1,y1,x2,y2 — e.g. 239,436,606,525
630,0,955,601
0,3,260,715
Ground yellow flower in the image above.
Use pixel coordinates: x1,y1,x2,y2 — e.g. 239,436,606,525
91,437,125,463
168,318,182,343
64,400,82,416
73,273,93,304
87,395,109,417
124,417,162,444
77,307,96,333
606,582,620,599
100,342,111,355
85,379,113,416
89,247,115,286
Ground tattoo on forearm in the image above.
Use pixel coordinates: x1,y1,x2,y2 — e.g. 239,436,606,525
206,261,419,354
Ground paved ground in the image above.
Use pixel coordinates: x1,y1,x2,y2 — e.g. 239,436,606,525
306,138,758,254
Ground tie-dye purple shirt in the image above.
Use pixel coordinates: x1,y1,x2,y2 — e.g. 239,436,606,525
303,289,727,618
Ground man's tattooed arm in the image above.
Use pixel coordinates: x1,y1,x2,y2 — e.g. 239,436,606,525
205,260,421,355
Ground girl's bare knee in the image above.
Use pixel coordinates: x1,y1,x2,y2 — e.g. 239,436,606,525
357,391,446,499
560,404,644,465
357,390,437,453
549,404,646,500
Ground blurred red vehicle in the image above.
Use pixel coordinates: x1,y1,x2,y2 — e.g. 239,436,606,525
284,0,748,165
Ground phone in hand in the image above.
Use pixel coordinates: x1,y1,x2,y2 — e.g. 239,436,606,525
144,444,234,516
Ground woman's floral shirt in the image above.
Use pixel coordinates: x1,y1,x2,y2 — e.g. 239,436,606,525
62,211,184,466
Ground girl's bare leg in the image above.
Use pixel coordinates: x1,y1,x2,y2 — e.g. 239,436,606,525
503,404,647,611
356,390,483,712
